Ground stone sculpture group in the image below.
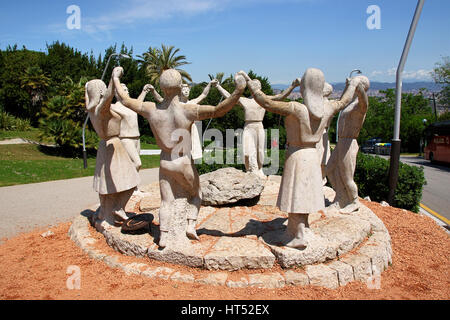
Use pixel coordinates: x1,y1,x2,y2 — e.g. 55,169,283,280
85,65,370,251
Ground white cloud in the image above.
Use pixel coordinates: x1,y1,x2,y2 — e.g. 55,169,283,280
67,0,312,35
370,67,432,81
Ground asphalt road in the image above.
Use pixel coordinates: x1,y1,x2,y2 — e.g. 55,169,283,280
376,155,450,226
0,168,159,241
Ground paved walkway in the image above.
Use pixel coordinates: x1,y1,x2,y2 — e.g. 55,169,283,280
0,168,160,241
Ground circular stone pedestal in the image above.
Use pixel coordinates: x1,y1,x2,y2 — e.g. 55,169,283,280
70,176,393,288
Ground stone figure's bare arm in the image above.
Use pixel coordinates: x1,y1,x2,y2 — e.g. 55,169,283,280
268,78,301,101
143,84,164,104
189,80,215,105
355,83,369,115
185,75,246,121
332,76,368,113
112,69,155,118
246,80,294,116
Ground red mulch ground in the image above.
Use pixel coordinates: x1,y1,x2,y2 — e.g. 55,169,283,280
0,200,448,300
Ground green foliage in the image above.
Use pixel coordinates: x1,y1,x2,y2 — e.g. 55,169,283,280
438,110,450,121
0,45,46,120
0,109,32,131
137,44,192,85
354,152,426,213
432,56,450,106
39,77,98,154
357,89,434,152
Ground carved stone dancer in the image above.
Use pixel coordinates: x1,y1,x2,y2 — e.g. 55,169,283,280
215,76,300,177
241,69,365,248
85,79,139,229
111,84,151,196
112,66,246,248
316,83,334,185
326,76,370,214
144,80,218,160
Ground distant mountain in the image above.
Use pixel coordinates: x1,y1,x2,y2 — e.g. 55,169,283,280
272,81,443,93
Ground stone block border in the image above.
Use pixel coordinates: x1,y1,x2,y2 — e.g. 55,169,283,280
69,210,392,289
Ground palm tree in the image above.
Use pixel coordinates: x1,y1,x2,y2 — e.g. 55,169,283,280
208,72,225,85
137,44,192,85
20,66,50,107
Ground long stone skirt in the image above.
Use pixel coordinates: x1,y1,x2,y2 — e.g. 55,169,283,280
277,146,325,214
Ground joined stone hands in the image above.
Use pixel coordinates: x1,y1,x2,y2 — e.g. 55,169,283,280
143,84,154,92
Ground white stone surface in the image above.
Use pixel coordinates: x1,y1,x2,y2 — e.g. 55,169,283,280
305,264,339,289
200,168,265,206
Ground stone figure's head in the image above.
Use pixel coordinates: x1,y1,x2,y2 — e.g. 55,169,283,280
300,68,325,119
181,83,191,99
85,79,107,110
160,69,182,95
323,82,333,98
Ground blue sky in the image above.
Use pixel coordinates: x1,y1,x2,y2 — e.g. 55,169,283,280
0,0,449,84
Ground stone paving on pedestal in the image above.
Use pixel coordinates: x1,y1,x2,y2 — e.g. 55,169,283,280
69,175,392,289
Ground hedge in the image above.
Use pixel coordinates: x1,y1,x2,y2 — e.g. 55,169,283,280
195,149,426,213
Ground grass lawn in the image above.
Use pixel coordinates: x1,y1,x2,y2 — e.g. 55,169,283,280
0,144,160,187
0,128,53,144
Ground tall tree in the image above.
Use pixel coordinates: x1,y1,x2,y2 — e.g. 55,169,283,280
137,44,192,85
20,66,50,122
432,56,450,108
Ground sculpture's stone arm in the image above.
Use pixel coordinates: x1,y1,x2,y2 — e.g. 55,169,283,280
186,75,246,121
189,81,214,105
355,82,369,115
332,76,368,113
247,79,294,116
112,68,155,118
94,79,115,117
268,78,301,101
143,84,164,104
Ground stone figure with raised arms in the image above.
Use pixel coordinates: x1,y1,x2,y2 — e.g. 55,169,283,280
240,69,367,248
84,79,140,229
144,80,219,160
215,75,300,177
326,76,370,214
112,66,246,248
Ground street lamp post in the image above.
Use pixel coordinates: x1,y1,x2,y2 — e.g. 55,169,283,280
82,53,131,169
387,0,425,204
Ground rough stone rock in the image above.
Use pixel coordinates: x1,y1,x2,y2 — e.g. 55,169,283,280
327,261,354,286
305,264,339,289
248,273,285,289
170,271,195,283
204,237,275,271
284,270,310,286
200,168,265,206
261,228,337,268
41,230,54,238
380,201,390,207
312,215,371,255
141,267,174,280
340,253,373,282
226,277,249,288
195,272,228,286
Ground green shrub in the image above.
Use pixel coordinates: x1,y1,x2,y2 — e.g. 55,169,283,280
195,148,285,176
196,148,425,213
0,109,32,131
354,152,426,213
